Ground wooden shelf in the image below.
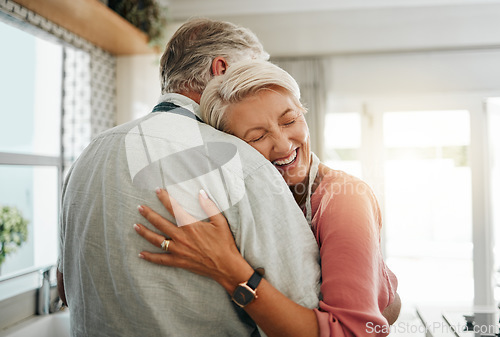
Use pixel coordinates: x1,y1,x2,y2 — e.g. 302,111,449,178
13,0,156,55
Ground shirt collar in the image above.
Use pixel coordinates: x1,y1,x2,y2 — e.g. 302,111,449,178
157,93,202,120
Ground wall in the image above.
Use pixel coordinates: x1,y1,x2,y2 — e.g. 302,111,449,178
116,54,162,125
329,48,500,98
115,3,500,124
115,23,182,125
116,48,500,124
214,3,500,57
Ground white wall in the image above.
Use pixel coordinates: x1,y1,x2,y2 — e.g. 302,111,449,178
115,4,500,124
214,3,500,57
116,47,500,124
116,54,162,125
115,23,182,125
328,48,500,98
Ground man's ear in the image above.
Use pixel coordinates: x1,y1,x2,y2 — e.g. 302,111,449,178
212,57,228,76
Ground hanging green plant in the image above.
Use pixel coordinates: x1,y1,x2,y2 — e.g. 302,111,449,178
108,0,168,48
0,206,29,267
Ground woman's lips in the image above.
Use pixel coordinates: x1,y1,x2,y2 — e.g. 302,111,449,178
272,148,298,169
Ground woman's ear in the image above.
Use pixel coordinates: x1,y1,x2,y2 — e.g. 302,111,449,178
212,57,228,76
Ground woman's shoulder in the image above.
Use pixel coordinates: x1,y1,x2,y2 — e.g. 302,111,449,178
311,164,383,243
315,165,373,199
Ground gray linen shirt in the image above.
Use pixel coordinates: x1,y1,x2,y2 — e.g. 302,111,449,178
58,94,321,337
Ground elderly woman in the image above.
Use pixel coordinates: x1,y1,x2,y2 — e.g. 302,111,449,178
134,60,400,337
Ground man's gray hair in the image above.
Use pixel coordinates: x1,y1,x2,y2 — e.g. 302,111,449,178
200,60,306,132
160,18,269,95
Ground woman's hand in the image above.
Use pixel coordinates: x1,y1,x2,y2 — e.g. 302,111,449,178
134,188,254,293
136,188,319,337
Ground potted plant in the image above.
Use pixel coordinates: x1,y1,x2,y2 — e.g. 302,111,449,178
108,0,168,47
0,206,29,270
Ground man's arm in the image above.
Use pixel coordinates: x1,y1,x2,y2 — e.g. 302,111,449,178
226,163,322,309
57,269,67,307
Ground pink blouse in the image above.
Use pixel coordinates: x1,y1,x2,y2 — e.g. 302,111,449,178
308,170,398,337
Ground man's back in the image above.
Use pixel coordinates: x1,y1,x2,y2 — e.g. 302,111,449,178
59,98,320,336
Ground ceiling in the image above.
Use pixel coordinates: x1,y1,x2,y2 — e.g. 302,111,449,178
165,0,500,19
161,0,500,57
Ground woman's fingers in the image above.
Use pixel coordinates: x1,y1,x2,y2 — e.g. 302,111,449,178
198,189,226,225
138,251,211,278
134,223,167,248
155,187,174,215
137,204,178,237
156,188,198,226
135,189,242,281
139,252,181,266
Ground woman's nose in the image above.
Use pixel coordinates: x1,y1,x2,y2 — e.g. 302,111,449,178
272,131,293,154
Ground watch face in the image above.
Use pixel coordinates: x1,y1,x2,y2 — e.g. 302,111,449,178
232,285,255,308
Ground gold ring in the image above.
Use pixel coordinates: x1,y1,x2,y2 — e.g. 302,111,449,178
161,239,171,252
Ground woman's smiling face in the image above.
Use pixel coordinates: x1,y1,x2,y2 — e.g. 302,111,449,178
225,87,311,187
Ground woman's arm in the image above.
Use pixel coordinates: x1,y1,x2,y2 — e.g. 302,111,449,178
135,188,320,337
310,174,399,335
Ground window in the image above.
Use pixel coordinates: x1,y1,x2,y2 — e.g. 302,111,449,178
487,98,500,302
383,110,473,306
0,20,62,277
324,96,497,309
323,112,362,178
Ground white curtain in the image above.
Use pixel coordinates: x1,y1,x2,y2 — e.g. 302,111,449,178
272,57,331,160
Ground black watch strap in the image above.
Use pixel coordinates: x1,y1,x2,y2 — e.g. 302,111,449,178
246,271,263,290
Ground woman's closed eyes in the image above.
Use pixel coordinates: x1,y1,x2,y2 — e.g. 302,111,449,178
249,133,265,143
247,113,299,143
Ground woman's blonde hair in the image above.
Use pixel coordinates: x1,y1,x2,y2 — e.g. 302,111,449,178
200,60,305,132
160,18,269,95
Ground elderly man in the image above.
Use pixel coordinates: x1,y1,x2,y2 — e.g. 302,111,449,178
57,18,320,337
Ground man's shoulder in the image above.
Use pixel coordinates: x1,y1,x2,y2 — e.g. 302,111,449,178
196,123,269,170
79,111,275,183
93,111,265,162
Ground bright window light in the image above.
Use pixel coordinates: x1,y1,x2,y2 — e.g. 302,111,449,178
323,112,362,178
0,21,62,278
384,110,473,307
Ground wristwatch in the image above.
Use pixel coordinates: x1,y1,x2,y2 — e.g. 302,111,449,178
231,271,263,308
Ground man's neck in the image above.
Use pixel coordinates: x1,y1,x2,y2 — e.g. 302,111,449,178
177,91,201,104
